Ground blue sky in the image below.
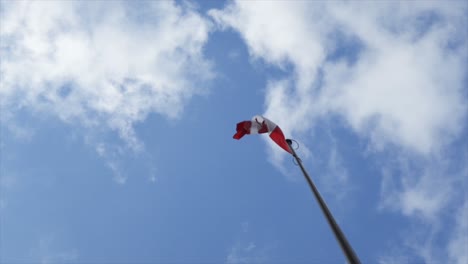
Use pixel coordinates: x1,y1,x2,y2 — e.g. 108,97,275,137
1,1,467,263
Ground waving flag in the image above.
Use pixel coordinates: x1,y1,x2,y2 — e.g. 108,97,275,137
233,115,291,153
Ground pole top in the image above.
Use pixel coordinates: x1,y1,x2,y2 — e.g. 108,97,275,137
286,139,293,145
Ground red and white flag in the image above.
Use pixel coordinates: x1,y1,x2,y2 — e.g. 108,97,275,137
233,115,291,153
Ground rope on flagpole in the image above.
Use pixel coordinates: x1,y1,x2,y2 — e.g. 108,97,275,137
289,139,301,166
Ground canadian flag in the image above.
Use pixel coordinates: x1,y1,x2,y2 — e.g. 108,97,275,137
233,115,292,153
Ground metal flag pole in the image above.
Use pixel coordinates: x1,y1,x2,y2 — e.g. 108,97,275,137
286,139,361,264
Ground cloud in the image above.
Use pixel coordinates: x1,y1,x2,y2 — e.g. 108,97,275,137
94,141,127,184
448,199,468,264
226,242,262,264
29,235,78,264
210,1,467,262
321,140,352,201
1,1,214,152
225,222,271,264
378,152,467,263
379,159,454,221
210,1,467,155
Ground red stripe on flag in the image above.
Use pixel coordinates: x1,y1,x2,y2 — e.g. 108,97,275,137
269,126,292,153
233,121,252,139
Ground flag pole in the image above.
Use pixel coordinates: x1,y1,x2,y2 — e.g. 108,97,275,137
286,139,361,264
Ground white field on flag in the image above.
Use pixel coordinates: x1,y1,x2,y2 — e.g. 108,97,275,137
250,115,277,134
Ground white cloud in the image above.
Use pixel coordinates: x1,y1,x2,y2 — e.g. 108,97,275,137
378,153,467,263
380,159,453,221
29,235,78,264
1,1,214,152
320,38,466,154
225,222,271,264
321,143,351,201
93,141,127,184
148,163,158,183
448,199,468,264
226,242,262,264
210,1,467,155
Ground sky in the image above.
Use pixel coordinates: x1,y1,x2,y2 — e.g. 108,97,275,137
0,1,467,263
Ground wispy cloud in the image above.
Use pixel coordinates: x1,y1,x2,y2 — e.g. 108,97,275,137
448,199,468,264
378,151,467,263
379,158,453,221
0,0,214,181
0,0,213,148
226,241,263,264
89,136,157,184
30,235,78,264
225,222,273,264
94,141,128,184
320,142,352,202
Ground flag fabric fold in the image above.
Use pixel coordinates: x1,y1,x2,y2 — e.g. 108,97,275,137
233,115,291,154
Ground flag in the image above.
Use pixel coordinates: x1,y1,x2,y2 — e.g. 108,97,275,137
233,115,291,153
